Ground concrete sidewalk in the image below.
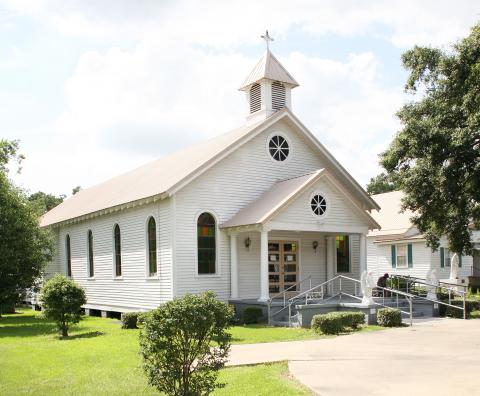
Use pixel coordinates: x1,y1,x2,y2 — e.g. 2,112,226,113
227,318,480,395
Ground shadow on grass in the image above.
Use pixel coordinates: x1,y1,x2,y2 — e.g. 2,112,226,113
0,314,58,338
60,331,105,340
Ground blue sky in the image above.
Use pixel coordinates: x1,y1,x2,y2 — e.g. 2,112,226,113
0,0,478,196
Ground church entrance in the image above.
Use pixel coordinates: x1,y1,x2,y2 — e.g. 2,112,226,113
268,240,299,296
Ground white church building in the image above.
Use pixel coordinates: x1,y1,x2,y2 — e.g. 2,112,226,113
41,46,381,315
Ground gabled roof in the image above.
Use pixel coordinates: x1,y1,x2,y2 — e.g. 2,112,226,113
239,50,299,90
221,170,323,228
41,108,378,227
221,169,380,229
369,190,414,238
40,120,263,227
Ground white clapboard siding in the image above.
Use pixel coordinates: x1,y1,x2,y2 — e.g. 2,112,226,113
367,238,432,279
272,177,367,229
47,199,173,311
174,119,327,300
368,237,474,282
235,231,360,299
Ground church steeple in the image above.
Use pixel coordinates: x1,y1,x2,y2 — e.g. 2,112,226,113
239,31,299,124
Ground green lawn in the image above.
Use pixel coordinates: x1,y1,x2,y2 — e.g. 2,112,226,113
0,310,314,395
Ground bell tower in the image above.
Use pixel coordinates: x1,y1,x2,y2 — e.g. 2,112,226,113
239,31,299,124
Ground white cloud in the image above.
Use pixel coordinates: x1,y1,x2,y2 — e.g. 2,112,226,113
4,0,478,47
4,0,478,195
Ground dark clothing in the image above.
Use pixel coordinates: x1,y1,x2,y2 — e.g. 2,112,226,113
377,276,388,288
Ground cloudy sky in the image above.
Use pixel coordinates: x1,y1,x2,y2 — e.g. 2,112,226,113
1,0,478,197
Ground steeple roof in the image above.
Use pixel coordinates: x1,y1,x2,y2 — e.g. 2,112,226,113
239,50,299,90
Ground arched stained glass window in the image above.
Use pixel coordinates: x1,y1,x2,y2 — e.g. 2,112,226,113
197,213,216,274
87,230,94,277
66,234,72,277
148,217,157,276
114,224,122,277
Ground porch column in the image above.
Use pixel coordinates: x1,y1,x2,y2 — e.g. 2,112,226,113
359,233,367,276
258,230,269,301
230,234,238,299
326,236,335,295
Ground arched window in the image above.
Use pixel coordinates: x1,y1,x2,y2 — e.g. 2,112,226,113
249,83,261,113
114,224,122,277
147,217,157,276
271,81,286,111
87,230,94,277
66,234,72,277
197,213,216,274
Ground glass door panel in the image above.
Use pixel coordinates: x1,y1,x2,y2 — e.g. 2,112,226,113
268,240,299,297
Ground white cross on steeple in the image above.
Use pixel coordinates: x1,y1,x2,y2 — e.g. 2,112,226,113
261,30,274,50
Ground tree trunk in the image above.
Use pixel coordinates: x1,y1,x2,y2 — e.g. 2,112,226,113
61,324,68,337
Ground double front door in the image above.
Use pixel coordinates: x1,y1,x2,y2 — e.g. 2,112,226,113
268,240,299,296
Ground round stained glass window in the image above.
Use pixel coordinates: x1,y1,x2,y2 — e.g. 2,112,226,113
311,194,327,216
268,135,289,161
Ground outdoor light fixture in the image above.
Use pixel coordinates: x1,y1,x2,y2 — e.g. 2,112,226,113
312,240,318,252
244,236,251,249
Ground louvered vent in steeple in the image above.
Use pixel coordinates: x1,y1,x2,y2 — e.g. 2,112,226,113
249,83,261,113
272,81,286,111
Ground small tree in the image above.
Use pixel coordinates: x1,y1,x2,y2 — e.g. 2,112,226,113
40,275,87,337
139,291,234,396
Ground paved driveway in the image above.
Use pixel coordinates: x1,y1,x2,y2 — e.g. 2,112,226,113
228,318,480,395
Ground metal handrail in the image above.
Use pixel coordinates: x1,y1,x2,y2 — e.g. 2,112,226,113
289,274,359,304
268,275,312,306
391,274,467,293
267,275,312,324
390,274,467,319
269,273,468,326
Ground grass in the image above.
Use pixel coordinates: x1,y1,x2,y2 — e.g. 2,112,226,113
0,309,313,395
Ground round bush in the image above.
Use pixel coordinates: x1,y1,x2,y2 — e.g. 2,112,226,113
139,291,234,396
243,307,263,324
377,308,402,327
39,274,87,337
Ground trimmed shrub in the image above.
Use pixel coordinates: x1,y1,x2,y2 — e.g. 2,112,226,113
377,308,402,327
39,274,87,337
342,311,366,329
311,311,366,335
139,291,233,396
470,310,480,319
445,299,479,319
243,307,263,324
121,312,143,329
311,312,344,335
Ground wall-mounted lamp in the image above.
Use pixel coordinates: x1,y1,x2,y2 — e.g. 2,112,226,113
312,240,319,253
244,236,251,250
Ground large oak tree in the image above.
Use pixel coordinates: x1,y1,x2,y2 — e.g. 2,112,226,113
381,24,480,255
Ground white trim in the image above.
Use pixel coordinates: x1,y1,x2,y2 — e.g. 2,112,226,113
308,190,330,220
268,220,369,234
396,243,408,269
265,131,293,164
171,194,177,297
194,209,221,277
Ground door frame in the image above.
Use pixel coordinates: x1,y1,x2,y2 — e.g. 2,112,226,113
267,238,301,296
